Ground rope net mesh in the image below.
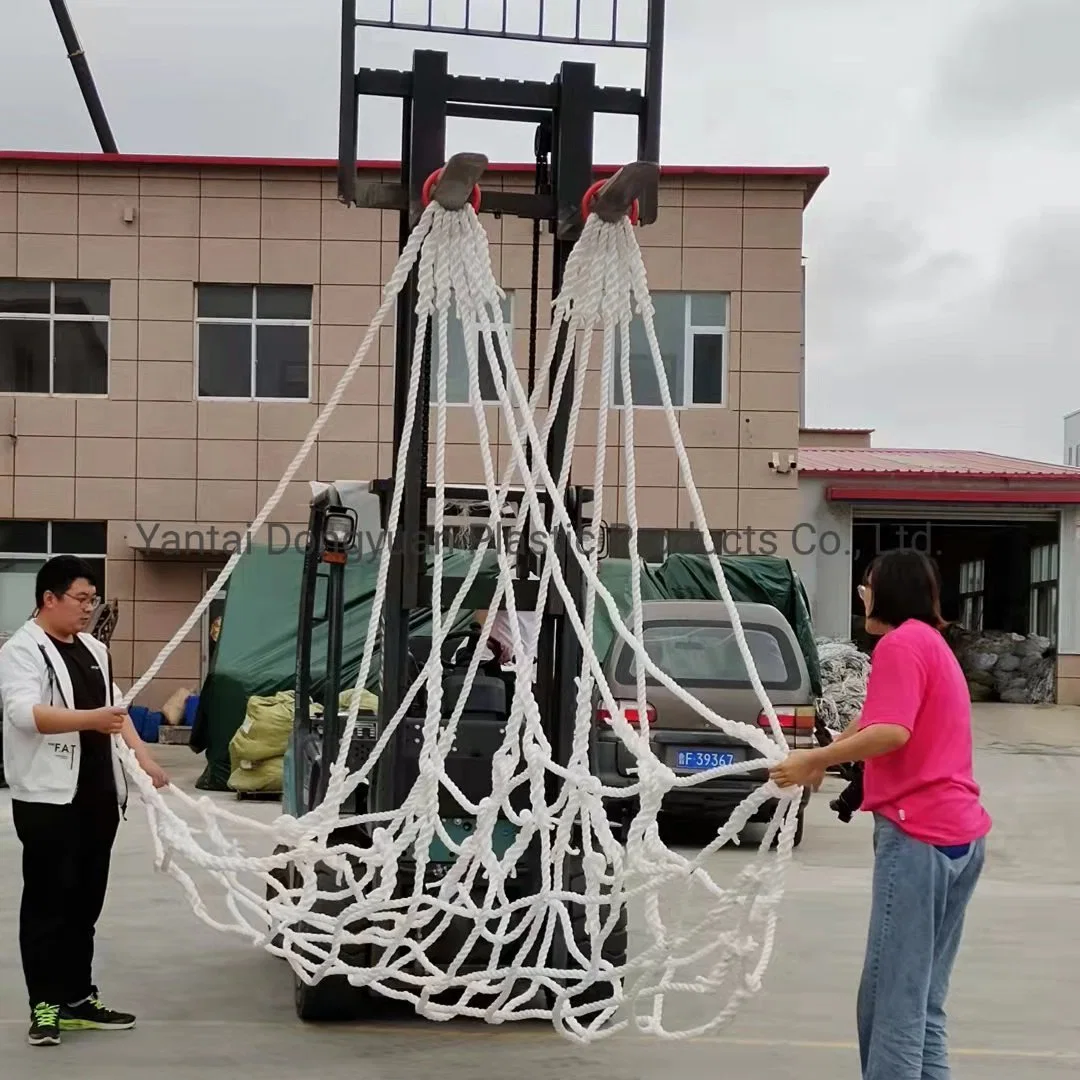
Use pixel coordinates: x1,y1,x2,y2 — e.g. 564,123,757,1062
109,186,803,1044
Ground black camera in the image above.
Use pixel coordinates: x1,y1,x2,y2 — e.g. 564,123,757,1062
830,762,864,823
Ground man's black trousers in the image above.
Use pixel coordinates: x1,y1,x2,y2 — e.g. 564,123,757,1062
12,792,120,1007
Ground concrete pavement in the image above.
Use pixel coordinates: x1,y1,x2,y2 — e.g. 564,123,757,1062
2,702,1079,1079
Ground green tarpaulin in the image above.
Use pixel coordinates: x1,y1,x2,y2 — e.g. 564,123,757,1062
191,544,819,791
191,545,482,790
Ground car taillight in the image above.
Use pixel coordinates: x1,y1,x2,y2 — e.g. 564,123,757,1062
596,701,657,728
758,706,817,748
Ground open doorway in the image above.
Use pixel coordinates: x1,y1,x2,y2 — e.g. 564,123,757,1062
200,568,228,685
850,512,1060,702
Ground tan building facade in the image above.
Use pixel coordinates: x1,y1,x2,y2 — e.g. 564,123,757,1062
0,151,827,706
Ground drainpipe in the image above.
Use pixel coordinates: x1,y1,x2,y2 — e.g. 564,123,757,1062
47,0,118,153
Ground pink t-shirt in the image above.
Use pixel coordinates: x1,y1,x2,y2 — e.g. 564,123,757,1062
857,619,992,846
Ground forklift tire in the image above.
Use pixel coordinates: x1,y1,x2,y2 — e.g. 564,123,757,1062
545,857,629,1022
293,969,368,1023
266,846,293,952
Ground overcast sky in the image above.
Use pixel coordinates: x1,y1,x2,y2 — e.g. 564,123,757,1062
2,0,1077,464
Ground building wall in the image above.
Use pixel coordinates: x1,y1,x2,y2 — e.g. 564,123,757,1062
793,477,853,638
1057,506,1080,705
797,481,1080,706
0,157,815,706
1065,411,1080,467
799,427,873,449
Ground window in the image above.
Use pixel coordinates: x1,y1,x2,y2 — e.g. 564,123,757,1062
430,294,512,405
616,620,801,691
0,520,107,634
0,279,110,395
958,559,984,632
612,292,728,408
1030,542,1058,643
196,284,312,400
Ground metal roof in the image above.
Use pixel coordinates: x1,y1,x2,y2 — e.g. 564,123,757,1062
798,447,1080,481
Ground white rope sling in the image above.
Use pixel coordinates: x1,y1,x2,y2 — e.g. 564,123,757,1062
106,162,803,1044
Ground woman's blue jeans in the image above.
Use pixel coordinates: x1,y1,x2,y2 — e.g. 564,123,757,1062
857,814,986,1080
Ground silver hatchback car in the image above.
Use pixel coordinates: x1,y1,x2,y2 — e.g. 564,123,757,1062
592,599,816,846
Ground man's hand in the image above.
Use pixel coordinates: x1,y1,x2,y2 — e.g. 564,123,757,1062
769,749,826,791
86,706,128,735
137,752,170,789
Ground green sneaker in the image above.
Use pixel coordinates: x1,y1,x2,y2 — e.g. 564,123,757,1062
28,1003,61,1046
59,991,136,1031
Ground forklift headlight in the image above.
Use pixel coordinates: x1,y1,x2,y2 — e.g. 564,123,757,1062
323,510,356,551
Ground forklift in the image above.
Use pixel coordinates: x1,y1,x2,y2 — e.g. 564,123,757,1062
276,1,667,1023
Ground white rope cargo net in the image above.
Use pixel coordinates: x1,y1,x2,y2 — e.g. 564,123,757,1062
110,170,803,1044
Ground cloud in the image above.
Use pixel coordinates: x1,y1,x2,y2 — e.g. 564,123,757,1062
805,207,1080,460
929,0,1080,137
2,0,1077,462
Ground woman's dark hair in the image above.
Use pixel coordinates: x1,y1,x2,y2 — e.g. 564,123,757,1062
35,554,98,609
862,549,945,631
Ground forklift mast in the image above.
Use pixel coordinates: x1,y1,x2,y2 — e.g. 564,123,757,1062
331,0,667,814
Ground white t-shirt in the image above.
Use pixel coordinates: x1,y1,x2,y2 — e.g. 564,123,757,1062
488,609,539,663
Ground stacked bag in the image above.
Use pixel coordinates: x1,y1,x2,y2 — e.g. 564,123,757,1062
944,626,1056,704
227,687,378,795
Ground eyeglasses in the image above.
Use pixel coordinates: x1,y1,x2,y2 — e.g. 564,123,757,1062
64,592,101,610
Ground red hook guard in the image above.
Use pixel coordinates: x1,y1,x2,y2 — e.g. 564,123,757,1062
581,179,640,226
422,168,482,213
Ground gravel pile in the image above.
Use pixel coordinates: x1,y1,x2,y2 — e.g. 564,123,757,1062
944,625,1056,704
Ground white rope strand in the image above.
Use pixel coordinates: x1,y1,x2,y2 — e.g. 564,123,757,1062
105,186,799,1044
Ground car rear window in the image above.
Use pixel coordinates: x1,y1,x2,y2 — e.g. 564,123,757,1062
614,620,803,691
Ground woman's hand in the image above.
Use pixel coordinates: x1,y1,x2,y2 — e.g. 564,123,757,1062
769,749,826,791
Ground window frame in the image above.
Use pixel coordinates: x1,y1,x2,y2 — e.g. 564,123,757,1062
0,278,111,398
610,291,730,411
958,558,985,632
614,618,803,692
193,284,314,403
1029,542,1059,643
0,520,108,633
434,292,515,407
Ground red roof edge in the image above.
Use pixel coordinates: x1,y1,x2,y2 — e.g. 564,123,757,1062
826,486,1080,504
0,150,830,206
805,468,1078,481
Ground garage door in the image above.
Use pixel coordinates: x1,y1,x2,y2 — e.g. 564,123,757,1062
851,502,1060,523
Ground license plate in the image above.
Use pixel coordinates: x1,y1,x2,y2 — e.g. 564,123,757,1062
673,748,737,771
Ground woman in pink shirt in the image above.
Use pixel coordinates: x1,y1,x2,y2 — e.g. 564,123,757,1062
770,549,992,1080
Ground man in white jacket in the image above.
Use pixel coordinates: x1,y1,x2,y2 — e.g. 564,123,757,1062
0,555,169,1047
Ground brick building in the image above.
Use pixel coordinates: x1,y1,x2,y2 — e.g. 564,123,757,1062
0,150,828,706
